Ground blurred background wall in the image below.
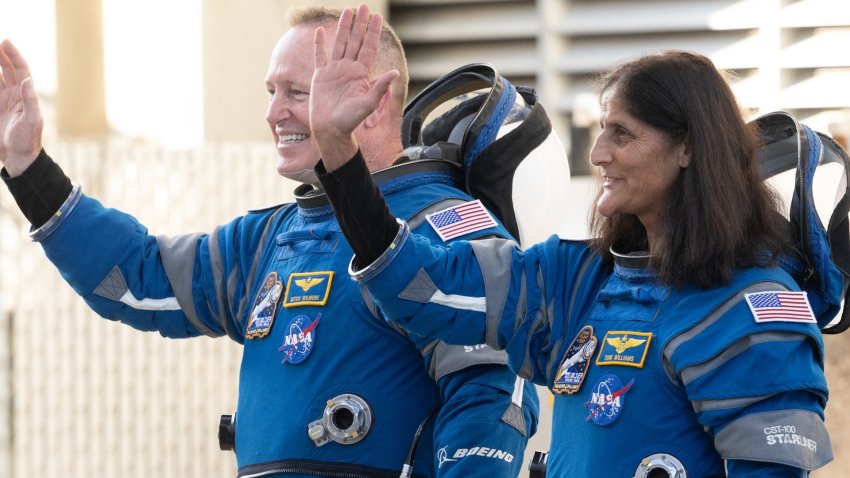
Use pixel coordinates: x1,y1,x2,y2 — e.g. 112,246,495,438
1,0,849,477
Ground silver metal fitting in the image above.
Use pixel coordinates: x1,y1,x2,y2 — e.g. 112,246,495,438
307,393,373,447
633,453,687,478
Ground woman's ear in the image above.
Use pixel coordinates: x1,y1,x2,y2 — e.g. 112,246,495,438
677,139,691,168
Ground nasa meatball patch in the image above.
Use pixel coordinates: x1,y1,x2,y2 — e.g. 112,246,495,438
278,313,321,365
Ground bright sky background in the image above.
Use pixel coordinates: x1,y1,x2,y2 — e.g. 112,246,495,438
1,0,203,148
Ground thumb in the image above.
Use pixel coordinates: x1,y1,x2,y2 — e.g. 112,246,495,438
368,70,399,103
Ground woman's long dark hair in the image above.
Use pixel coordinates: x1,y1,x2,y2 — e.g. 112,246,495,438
589,51,789,288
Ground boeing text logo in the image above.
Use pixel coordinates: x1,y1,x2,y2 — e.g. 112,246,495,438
437,445,514,468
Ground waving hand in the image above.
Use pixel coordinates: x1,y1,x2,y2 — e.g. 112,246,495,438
309,4,399,170
0,40,43,177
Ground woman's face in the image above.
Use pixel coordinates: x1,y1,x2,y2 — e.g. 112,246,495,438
589,87,690,236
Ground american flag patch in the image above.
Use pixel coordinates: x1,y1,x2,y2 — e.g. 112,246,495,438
744,291,816,324
425,199,497,241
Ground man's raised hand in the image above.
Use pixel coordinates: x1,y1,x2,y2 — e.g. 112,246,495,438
0,39,43,177
309,4,399,170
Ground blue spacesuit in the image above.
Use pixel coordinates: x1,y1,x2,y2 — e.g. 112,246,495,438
4,151,538,478
344,223,833,477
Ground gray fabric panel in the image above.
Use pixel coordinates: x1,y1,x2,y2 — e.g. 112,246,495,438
513,269,527,333
206,226,234,338
714,409,833,470
680,331,809,385
431,342,508,381
93,266,129,301
517,269,549,380
398,268,439,303
156,233,218,337
422,340,440,379
692,394,773,414
500,403,527,437
407,198,467,229
469,239,520,349
662,281,788,385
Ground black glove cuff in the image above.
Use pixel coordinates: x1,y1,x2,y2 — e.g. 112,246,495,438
2,149,74,228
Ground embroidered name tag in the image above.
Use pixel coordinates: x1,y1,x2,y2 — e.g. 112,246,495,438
284,271,334,307
595,330,652,368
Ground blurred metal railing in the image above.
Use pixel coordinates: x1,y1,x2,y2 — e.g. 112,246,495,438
0,140,296,478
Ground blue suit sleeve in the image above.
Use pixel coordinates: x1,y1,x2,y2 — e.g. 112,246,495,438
667,295,831,474
34,188,277,342
430,364,538,478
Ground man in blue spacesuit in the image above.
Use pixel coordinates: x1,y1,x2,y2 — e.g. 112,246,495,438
0,6,538,477
309,8,837,477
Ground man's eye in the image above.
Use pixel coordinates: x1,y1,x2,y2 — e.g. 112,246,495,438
292,90,309,100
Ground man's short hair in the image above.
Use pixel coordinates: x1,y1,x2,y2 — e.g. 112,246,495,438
288,6,409,109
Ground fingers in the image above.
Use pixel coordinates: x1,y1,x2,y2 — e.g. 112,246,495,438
314,26,328,69
0,40,31,86
0,40,15,87
357,12,383,69
344,4,371,61
331,7,354,61
331,4,383,64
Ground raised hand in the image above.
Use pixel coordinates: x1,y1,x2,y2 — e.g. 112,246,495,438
309,3,399,170
0,39,43,177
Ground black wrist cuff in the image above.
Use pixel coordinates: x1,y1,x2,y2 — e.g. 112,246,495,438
316,151,399,264
1,149,74,228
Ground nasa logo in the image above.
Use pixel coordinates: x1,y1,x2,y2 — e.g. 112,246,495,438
278,313,321,365
584,373,634,426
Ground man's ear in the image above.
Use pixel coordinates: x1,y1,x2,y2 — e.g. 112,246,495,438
363,85,393,129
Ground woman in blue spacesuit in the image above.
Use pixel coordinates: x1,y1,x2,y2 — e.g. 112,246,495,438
309,6,834,477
